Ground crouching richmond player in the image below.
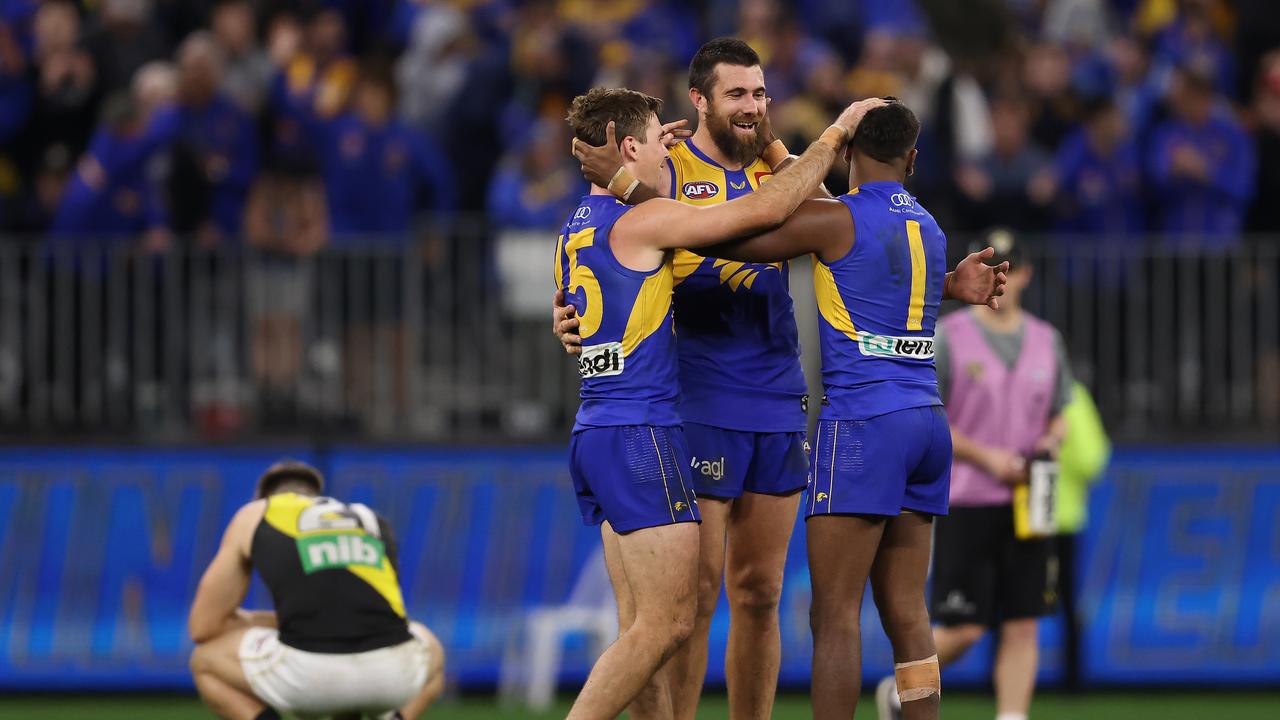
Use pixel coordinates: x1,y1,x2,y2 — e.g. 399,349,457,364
556,87,884,720
571,99,1007,719
188,461,444,720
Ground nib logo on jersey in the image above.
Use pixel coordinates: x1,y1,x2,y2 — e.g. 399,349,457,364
297,533,386,573
579,341,624,378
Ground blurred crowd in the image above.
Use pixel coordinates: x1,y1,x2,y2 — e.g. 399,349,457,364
0,0,1278,250
0,0,1278,249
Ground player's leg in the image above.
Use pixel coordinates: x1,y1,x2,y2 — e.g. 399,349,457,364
722,491,798,720
567,521,699,720
873,406,970,720
399,622,446,720
807,514,885,720
190,627,267,720
720,431,806,720
602,521,675,720
666,496,729,720
808,417,911,720
870,512,940,720
667,421,748,720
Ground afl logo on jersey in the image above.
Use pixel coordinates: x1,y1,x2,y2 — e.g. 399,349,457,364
683,181,720,200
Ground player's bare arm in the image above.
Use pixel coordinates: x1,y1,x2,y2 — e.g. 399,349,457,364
698,197,854,263
188,500,265,643
699,201,1009,309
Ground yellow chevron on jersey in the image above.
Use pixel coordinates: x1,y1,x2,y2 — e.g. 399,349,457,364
263,493,406,618
663,139,808,433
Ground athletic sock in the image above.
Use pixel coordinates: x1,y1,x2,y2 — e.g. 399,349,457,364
889,684,902,710
995,713,1028,720
253,710,281,720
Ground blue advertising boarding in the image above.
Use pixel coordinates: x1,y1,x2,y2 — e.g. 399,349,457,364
0,445,1276,690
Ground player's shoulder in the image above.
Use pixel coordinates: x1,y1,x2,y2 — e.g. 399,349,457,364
234,498,270,524
667,140,725,178
668,139,695,162
228,499,269,555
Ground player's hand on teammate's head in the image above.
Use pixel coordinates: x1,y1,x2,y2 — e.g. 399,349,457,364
552,289,583,354
948,246,1009,310
832,97,890,140
572,120,626,188
660,118,691,149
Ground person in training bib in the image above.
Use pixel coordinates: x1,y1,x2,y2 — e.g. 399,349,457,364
188,461,444,720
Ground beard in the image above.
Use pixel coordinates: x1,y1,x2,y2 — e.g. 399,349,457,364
705,102,767,167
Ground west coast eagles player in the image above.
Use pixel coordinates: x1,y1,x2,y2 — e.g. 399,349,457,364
560,39,821,719
188,461,444,720
554,86,885,720
572,98,1008,720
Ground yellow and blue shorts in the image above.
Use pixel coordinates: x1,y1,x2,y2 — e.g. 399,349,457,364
805,405,952,518
568,425,700,533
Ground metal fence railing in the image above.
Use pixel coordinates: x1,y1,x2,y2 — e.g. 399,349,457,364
1011,238,1279,440
0,232,1276,442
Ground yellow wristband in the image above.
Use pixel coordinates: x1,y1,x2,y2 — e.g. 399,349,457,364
607,166,637,198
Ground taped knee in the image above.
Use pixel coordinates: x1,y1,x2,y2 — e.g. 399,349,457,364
895,654,941,702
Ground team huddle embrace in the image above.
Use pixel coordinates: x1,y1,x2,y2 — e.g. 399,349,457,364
551,38,1011,720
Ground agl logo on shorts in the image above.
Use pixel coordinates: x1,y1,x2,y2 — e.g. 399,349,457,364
682,181,719,200
690,456,725,482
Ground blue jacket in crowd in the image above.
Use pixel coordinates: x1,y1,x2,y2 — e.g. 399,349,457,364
319,112,457,242
1147,110,1254,238
486,162,584,230
51,107,180,239
1054,129,1144,236
175,93,258,236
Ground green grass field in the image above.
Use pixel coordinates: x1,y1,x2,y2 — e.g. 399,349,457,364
3,692,1277,719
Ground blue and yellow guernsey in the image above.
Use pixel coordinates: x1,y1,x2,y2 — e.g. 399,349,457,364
555,195,681,430
665,140,807,432
816,181,946,420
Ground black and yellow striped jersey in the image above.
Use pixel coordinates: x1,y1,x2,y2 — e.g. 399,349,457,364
251,493,411,653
